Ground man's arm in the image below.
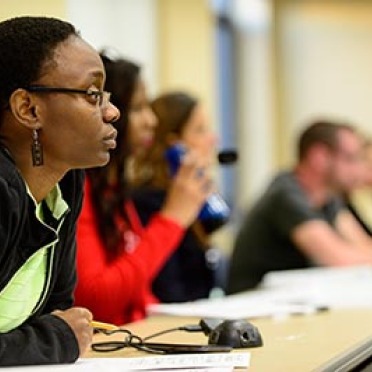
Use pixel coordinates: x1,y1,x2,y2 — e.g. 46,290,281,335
292,210,372,266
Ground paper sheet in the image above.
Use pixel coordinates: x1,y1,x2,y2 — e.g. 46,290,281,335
0,352,250,371
148,265,372,319
148,290,327,319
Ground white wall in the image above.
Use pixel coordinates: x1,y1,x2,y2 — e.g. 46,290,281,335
232,0,274,208
66,0,158,94
0,0,65,19
278,1,372,164
235,0,372,207
235,22,274,208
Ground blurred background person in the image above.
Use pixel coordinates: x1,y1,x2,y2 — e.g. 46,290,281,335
344,138,372,235
227,120,372,293
130,91,230,303
74,54,211,325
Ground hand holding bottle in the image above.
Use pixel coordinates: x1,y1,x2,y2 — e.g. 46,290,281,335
160,150,212,227
164,144,231,229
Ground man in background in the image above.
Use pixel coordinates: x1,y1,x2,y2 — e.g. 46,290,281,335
228,120,372,293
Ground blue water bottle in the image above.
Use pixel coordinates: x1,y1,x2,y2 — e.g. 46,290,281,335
165,143,230,231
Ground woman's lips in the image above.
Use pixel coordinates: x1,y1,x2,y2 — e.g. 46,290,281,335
142,136,154,148
103,130,117,149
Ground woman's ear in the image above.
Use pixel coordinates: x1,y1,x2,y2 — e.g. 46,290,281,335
9,89,41,130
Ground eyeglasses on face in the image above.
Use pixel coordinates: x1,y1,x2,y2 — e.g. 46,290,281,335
24,86,112,108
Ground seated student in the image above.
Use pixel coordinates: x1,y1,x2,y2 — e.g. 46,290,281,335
0,16,120,365
227,120,372,293
74,56,211,325
131,92,229,303
344,139,372,235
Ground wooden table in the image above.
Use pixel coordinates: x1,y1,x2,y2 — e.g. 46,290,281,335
86,309,372,371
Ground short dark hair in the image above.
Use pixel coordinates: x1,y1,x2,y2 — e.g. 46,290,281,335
297,120,356,161
0,16,79,108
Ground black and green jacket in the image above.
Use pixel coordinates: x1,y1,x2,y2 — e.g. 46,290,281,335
0,146,84,366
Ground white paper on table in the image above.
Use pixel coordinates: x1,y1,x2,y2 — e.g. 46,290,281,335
148,289,329,319
261,265,372,309
148,265,372,319
0,352,250,371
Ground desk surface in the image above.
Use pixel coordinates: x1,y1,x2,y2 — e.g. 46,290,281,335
86,309,372,371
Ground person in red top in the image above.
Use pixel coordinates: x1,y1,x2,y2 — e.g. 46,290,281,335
74,53,211,325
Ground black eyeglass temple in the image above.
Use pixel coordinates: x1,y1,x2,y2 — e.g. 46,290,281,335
25,86,91,94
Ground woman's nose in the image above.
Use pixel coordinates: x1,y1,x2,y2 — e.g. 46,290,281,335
103,103,120,123
146,107,158,128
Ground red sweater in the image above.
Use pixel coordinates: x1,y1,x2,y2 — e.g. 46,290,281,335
74,180,185,325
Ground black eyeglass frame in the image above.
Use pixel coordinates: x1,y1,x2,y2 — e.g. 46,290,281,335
24,85,111,107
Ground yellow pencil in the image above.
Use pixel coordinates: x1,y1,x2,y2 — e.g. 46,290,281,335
90,320,119,331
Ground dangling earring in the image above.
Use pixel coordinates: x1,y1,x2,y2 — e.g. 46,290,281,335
31,129,43,166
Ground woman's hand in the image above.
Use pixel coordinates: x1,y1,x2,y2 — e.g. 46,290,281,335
161,151,212,227
52,307,93,356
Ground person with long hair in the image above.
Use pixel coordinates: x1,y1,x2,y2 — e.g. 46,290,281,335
74,55,211,325
131,91,229,303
